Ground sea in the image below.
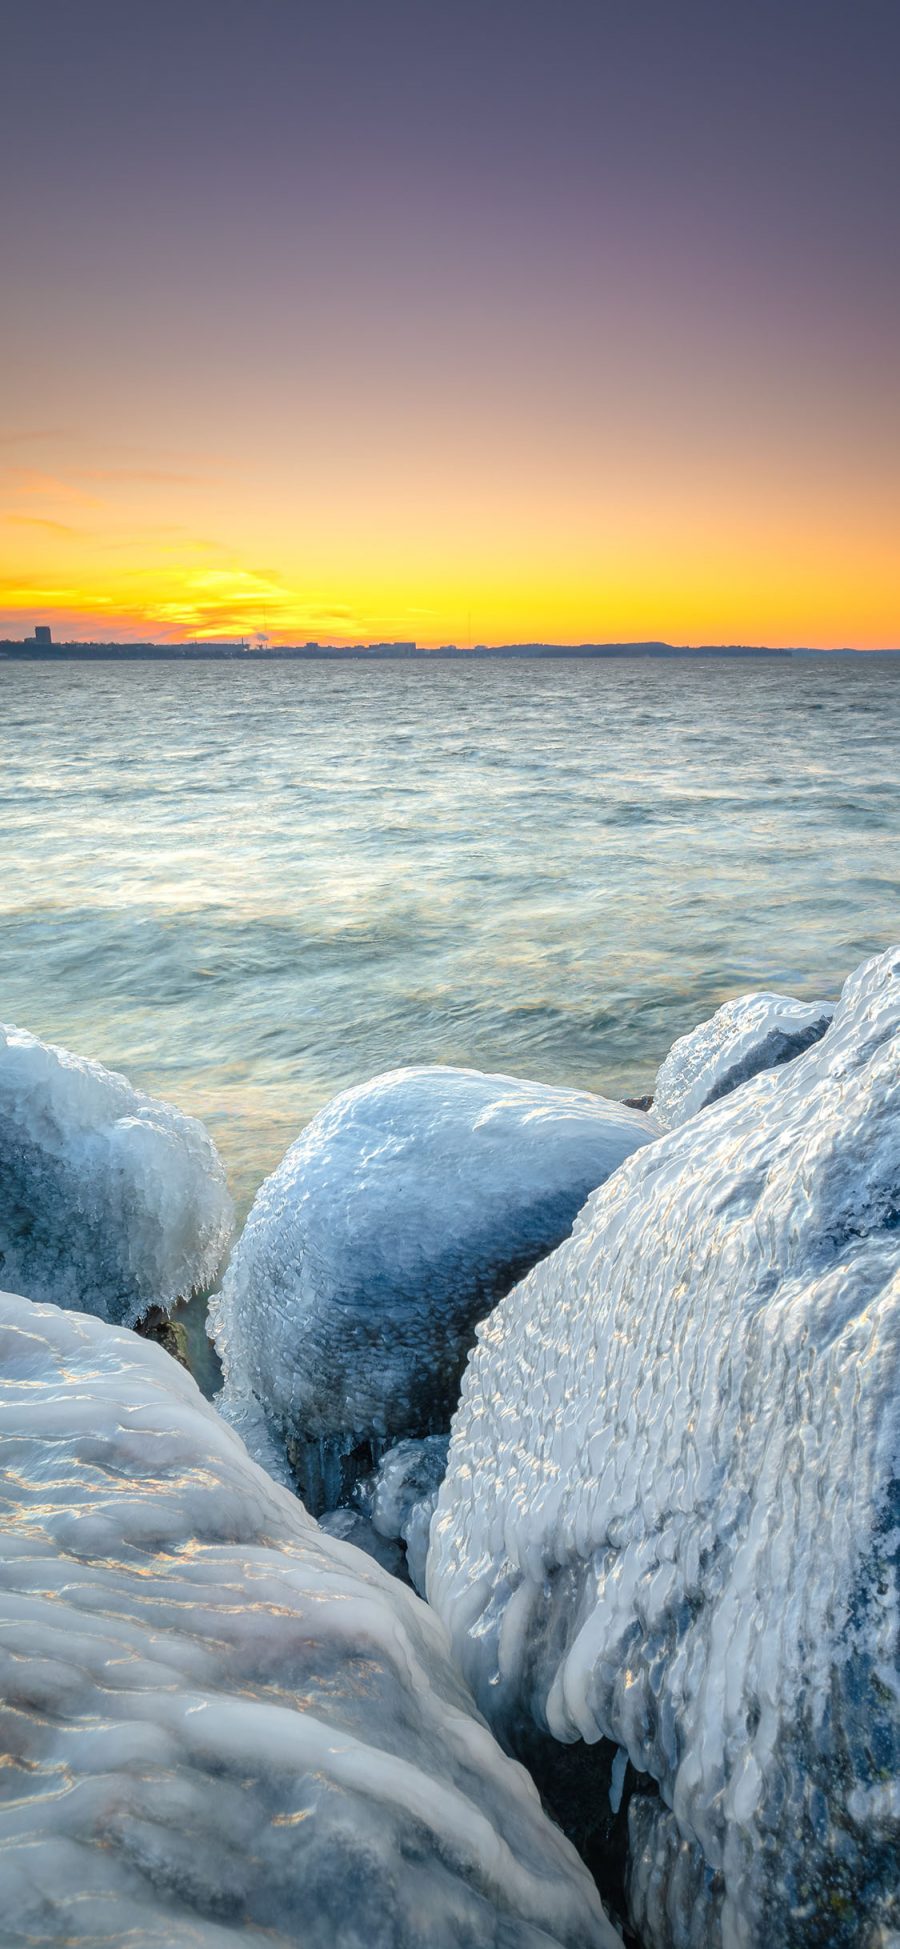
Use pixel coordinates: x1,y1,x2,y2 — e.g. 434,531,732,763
2,654,898,1229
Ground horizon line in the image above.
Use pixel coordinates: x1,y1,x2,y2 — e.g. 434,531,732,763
3,635,900,660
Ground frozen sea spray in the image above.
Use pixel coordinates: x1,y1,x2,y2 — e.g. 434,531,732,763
0,1289,619,1949
0,1022,232,1323
429,947,900,1949
211,1064,657,1508
652,988,833,1128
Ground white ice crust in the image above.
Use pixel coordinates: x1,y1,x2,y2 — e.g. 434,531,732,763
371,1436,450,1594
0,1289,619,1949
429,948,900,1947
0,1023,232,1324
652,989,834,1129
211,1065,657,1508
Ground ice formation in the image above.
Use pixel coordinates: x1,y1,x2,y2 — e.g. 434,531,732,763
212,1065,657,1508
0,1022,232,1324
370,1435,450,1594
429,947,900,1948
317,1502,410,1580
652,988,833,1129
0,1288,620,1949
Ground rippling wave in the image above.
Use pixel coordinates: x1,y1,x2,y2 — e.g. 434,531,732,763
1,657,897,1219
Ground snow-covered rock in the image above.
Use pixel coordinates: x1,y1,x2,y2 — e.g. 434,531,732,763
211,1065,657,1509
0,1288,620,1949
429,947,900,1948
0,1023,232,1324
652,989,833,1129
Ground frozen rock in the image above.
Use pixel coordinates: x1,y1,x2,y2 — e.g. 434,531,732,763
0,1287,620,1949
0,1022,232,1324
371,1435,450,1594
429,947,900,1947
652,988,833,1129
211,1065,657,1509
318,1503,411,1581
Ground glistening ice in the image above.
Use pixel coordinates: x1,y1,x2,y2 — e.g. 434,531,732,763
211,1064,657,1508
651,988,834,1129
0,1289,620,1949
0,1022,232,1324
429,946,900,1948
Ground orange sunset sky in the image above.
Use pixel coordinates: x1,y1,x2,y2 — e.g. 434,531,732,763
2,2,899,650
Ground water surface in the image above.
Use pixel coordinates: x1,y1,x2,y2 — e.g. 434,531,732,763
1,656,897,1219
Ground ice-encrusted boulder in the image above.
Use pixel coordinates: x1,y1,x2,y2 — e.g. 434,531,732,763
0,1023,232,1324
317,1502,410,1581
211,1065,657,1509
318,1438,450,1593
429,947,900,1948
652,989,833,1129
0,1288,620,1949
370,1435,450,1594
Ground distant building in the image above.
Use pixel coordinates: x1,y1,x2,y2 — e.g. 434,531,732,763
33,625,52,645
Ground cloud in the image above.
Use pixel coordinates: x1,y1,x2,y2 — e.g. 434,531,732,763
77,467,210,486
0,579,114,606
4,515,80,537
9,470,104,509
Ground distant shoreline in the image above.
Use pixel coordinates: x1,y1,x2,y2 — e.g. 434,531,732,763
2,639,898,663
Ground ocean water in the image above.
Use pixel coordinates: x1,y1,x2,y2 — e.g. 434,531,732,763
1,655,897,1230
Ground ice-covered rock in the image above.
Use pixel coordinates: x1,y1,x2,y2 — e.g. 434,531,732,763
652,988,833,1129
0,1287,620,1949
318,1502,411,1580
0,1022,232,1324
371,1435,450,1594
211,1065,657,1509
429,947,900,1948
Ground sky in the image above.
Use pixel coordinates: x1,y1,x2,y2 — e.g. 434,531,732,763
1,0,898,648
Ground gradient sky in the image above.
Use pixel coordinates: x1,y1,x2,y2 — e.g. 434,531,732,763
2,0,898,647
